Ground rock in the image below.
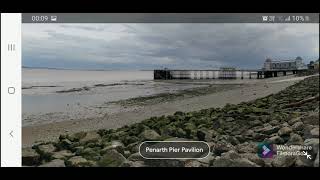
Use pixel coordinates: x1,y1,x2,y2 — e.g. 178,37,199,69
288,117,302,126
252,133,268,141
39,159,66,167
67,132,87,142
266,136,284,144
36,144,56,160
211,156,259,167
78,147,101,161
121,160,146,167
269,120,279,126
278,127,292,137
221,150,241,159
139,129,160,141
58,139,73,150
249,119,263,127
240,153,266,167
185,160,202,167
22,147,40,166
127,152,144,162
79,132,100,144
124,150,131,158
212,142,235,156
97,149,126,167
314,151,319,167
66,156,92,167
310,127,319,138
197,152,215,166
184,123,197,138
295,156,314,167
301,112,319,125
271,155,296,167
236,142,257,153
145,159,185,167
304,138,319,157
227,136,240,145
102,141,125,154
291,121,304,131
126,142,140,153
196,128,214,141
256,126,280,135
225,117,235,122
52,150,75,160
286,133,304,145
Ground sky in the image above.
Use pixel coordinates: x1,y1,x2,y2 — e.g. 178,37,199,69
22,23,319,70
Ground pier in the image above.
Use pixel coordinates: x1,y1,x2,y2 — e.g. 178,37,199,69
154,69,308,80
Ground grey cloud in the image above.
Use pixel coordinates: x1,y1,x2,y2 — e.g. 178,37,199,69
22,23,319,70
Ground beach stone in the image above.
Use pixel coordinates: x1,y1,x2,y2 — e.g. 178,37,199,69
304,138,319,157
266,135,284,144
66,156,93,167
271,155,296,167
102,140,125,154
124,151,131,158
79,132,100,144
39,159,66,167
121,160,146,167
212,142,235,156
252,133,268,141
310,127,319,138
211,156,259,167
249,119,263,127
127,152,144,162
36,144,56,160
291,121,304,131
22,147,40,166
295,155,314,167
139,129,160,141
79,147,101,161
196,128,214,141
185,160,202,167
58,139,73,150
301,112,319,125
286,133,304,145
278,127,292,137
126,142,140,153
52,150,75,160
68,132,87,142
240,153,265,167
256,125,280,135
236,142,257,154
288,117,302,126
97,149,126,167
314,151,319,167
269,120,279,126
184,122,197,138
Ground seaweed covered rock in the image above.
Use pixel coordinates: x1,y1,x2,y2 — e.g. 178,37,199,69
97,149,126,167
39,159,66,167
22,147,41,166
139,129,161,141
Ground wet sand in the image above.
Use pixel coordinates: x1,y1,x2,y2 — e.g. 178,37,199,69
22,75,315,147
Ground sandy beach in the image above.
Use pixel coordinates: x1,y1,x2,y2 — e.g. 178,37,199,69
22,74,316,147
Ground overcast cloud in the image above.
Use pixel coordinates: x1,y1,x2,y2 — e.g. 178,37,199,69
22,23,319,70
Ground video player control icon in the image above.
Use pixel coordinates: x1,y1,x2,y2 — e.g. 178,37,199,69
8,87,15,94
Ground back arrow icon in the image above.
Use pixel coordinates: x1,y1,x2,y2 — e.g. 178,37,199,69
9,131,13,137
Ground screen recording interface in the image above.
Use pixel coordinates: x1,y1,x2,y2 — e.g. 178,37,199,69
1,13,319,167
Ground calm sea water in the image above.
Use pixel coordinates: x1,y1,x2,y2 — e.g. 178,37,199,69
22,68,209,126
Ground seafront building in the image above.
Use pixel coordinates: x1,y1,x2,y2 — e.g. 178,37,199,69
263,56,307,71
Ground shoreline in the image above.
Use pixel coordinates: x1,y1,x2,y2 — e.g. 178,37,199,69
22,75,316,147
